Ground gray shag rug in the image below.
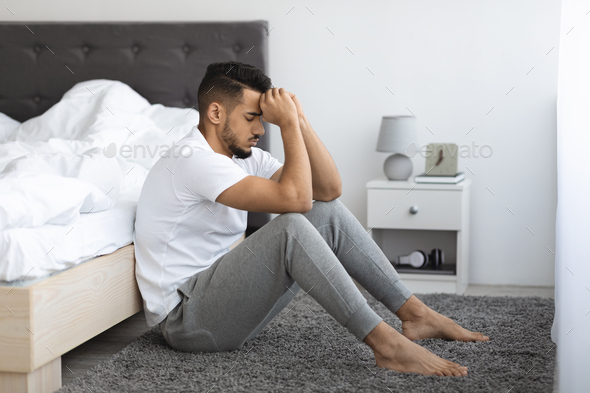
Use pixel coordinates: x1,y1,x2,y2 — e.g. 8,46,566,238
58,290,555,392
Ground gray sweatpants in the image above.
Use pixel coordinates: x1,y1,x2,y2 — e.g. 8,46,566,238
159,199,413,352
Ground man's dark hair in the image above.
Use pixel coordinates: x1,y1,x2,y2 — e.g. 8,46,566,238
197,61,273,119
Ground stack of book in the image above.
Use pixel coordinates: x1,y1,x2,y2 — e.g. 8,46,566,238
414,172,465,184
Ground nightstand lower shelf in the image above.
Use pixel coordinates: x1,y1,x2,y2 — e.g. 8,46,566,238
369,228,468,294
394,262,461,294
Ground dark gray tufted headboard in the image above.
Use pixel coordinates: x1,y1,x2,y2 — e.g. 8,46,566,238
0,21,272,233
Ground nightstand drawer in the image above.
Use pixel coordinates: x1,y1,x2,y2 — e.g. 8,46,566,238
367,189,462,230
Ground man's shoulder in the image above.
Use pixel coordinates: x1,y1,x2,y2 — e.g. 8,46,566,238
169,146,233,167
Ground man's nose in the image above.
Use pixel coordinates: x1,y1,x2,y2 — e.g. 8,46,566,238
254,121,265,136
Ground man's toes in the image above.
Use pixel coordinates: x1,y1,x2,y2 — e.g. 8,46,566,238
469,332,488,341
460,331,488,342
450,366,467,377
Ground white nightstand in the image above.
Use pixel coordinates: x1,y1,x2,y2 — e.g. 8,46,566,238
366,178,471,294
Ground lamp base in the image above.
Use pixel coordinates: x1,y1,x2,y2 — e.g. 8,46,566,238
384,153,413,180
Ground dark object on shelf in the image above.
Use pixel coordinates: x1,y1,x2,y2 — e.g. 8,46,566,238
394,248,444,269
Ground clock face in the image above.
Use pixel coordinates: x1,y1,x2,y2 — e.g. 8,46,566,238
425,143,458,176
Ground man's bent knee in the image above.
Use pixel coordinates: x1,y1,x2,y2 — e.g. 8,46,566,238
306,199,345,217
274,211,309,228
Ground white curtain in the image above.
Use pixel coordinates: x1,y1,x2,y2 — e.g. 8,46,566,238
551,0,590,391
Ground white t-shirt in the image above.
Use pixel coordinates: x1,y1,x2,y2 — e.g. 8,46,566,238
134,126,283,327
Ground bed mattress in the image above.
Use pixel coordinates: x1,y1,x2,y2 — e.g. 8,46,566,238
0,79,203,283
0,188,140,283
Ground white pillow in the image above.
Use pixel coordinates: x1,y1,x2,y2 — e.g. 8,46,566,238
140,103,200,142
0,113,21,143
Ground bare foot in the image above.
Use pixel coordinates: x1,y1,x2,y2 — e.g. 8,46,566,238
364,322,468,377
398,296,489,342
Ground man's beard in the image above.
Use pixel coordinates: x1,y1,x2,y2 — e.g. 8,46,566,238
221,117,256,159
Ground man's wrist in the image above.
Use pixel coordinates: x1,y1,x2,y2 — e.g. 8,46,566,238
298,113,309,130
279,116,301,131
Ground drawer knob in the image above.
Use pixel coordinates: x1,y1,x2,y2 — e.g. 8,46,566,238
409,205,419,214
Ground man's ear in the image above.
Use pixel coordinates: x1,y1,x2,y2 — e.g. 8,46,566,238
207,102,223,125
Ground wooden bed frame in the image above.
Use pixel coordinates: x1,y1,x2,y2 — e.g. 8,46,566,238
0,21,270,392
0,246,139,392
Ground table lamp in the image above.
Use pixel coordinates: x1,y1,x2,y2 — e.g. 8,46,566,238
376,115,417,181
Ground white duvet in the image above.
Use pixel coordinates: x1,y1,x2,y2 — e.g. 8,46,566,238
0,79,200,281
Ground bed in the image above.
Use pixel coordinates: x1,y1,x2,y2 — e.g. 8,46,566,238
0,20,271,392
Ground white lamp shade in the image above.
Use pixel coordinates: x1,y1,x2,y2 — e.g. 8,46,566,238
376,116,418,153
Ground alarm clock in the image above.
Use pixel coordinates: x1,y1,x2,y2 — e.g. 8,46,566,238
425,143,458,176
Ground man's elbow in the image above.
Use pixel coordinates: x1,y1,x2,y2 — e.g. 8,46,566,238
296,198,314,213
280,190,312,213
329,178,343,200
331,183,343,200
316,184,342,202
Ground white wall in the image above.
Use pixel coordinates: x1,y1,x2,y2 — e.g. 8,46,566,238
3,0,560,286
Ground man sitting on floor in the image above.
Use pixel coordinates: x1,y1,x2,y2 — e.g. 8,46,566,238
134,61,489,377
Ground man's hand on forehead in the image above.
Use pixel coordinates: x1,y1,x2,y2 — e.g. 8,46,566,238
258,88,298,128
258,89,304,118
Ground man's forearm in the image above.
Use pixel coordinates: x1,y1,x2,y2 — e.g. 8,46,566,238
279,119,313,210
298,114,342,201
